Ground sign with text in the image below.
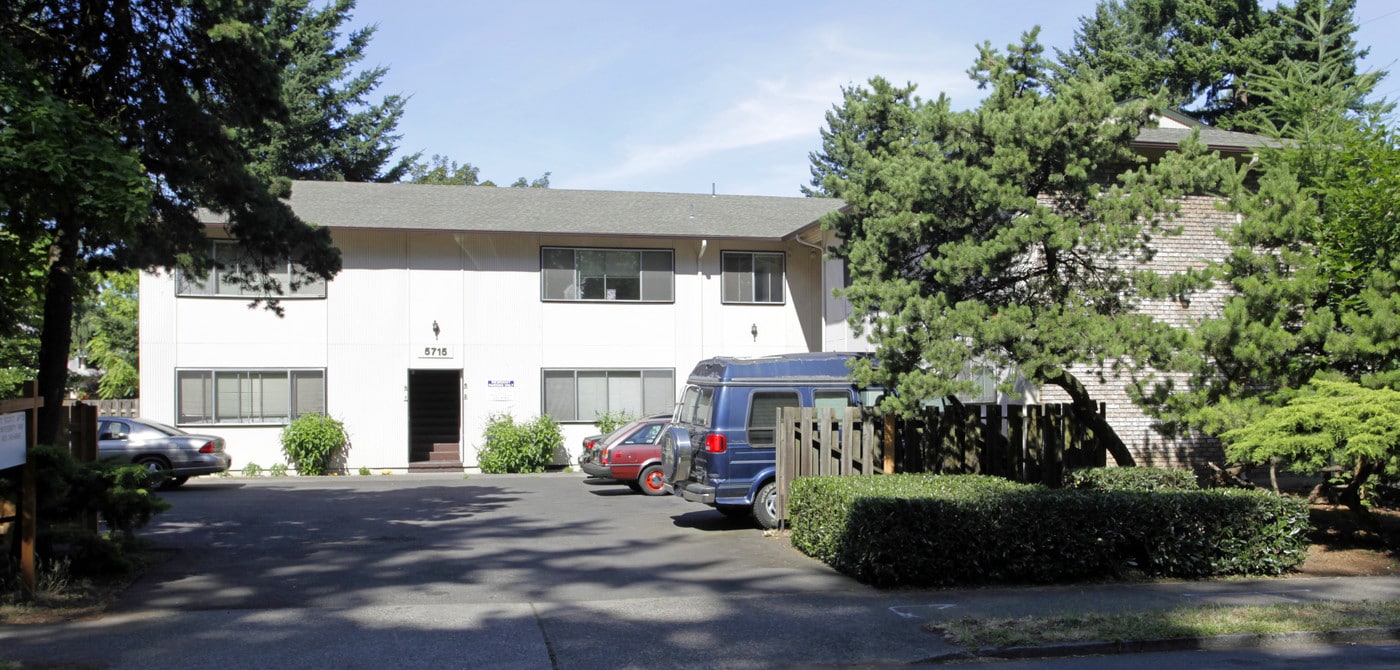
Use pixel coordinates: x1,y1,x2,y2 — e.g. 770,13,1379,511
487,379,515,402
0,411,26,469
418,345,452,359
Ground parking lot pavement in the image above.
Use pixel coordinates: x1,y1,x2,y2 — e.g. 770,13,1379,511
3,473,1398,669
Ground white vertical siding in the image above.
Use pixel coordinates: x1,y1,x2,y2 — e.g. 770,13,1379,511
142,228,829,471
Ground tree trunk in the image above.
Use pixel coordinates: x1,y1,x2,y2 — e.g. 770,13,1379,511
1041,369,1137,467
1337,456,1376,523
36,215,80,448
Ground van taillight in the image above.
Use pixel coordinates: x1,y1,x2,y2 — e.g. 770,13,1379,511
704,433,727,453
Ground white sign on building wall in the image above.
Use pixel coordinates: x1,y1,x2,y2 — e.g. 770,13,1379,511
488,380,515,402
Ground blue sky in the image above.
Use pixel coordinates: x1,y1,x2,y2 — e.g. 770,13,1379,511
350,0,1400,197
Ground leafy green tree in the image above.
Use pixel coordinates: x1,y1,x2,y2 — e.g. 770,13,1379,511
73,271,141,399
1056,0,1370,131
2,1,341,445
407,154,551,189
809,31,1237,465
409,155,485,185
1220,378,1400,519
245,0,413,183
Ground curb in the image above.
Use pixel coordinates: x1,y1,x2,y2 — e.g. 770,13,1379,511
916,625,1400,664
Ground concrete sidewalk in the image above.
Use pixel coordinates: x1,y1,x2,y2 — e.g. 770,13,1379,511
2,474,1397,669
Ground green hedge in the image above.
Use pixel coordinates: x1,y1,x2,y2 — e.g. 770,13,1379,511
789,474,1309,588
1065,466,1199,491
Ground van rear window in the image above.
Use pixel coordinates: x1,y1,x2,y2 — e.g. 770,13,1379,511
677,385,714,428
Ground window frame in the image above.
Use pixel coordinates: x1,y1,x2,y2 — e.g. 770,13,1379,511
176,239,326,299
541,367,675,423
721,250,786,305
540,246,675,303
175,368,326,426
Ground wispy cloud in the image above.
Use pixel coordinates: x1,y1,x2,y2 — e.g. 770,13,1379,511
570,22,980,191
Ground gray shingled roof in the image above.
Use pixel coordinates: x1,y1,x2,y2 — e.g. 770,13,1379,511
278,180,844,240
1135,125,1282,151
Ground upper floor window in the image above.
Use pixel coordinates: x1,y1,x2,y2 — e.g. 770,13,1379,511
177,239,326,298
722,251,785,304
541,247,674,302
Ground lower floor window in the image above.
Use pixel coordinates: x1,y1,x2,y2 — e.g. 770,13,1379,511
177,369,325,424
542,368,675,422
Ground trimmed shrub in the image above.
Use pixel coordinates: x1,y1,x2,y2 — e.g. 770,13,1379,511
1065,466,1198,491
789,474,1309,588
477,413,563,473
280,413,349,476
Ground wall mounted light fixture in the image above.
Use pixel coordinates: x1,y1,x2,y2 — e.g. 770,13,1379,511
751,323,758,341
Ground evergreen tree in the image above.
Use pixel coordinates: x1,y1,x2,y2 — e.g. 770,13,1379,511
1056,0,1370,131
810,30,1237,464
246,0,413,183
2,1,341,445
1147,6,1398,441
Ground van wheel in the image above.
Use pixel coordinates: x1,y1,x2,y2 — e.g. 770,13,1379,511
753,482,780,529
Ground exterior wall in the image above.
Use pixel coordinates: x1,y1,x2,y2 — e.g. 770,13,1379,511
1039,196,1236,469
140,228,825,472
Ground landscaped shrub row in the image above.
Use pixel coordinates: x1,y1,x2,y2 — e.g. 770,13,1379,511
1064,466,1199,491
788,474,1309,588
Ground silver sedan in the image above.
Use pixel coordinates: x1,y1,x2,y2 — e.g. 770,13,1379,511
98,416,233,489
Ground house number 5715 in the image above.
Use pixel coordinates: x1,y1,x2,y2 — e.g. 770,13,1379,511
423,347,450,358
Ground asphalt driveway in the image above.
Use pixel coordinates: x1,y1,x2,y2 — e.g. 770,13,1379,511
5,473,1399,669
3,472,945,669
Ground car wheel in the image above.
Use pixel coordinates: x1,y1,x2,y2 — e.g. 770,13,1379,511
136,456,172,489
752,481,780,530
638,465,667,496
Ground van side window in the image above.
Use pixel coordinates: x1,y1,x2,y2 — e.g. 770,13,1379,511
747,391,800,447
813,389,853,410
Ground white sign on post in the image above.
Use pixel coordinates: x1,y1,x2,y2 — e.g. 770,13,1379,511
0,411,26,469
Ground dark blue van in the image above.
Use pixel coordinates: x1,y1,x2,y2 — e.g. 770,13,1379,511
663,352,881,528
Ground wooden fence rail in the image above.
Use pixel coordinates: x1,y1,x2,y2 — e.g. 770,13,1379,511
69,398,139,417
775,403,1106,520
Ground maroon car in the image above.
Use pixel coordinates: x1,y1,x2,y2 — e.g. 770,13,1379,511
579,415,671,495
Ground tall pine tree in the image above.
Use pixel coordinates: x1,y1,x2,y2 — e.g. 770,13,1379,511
246,0,413,183
810,31,1237,464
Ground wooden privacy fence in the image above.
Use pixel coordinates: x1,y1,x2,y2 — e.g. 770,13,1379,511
775,403,1107,520
71,398,139,417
